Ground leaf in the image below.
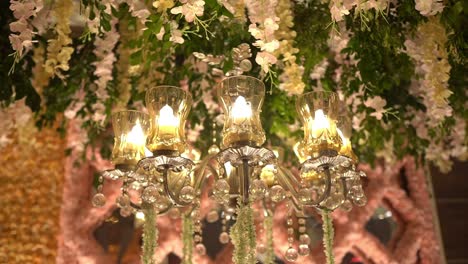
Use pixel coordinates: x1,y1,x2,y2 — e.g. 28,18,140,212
130,50,142,65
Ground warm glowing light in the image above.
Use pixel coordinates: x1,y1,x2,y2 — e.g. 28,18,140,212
127,120,146,147
312,109,330,138
337,127,355,160
337,128,348,145
225,162,233,176
293,142,308,163
231,96,252,124
144,147,153,157
135,211,145,221
158,104,179,135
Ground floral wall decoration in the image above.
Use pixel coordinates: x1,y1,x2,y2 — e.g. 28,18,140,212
0,0,465,263
1,0,466,173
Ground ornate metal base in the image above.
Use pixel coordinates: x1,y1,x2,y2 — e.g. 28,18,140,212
299,153,367,210
137,155,195,207
215,145,277,205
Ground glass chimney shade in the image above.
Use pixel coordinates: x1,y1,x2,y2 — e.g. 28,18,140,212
145,86,192,154
217,75,266,148
111,110,151,165
296,91,341,158
337,104,358,162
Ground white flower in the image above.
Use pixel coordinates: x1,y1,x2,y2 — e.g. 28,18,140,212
255,52,277,73
170,0,205,23
254,39,279,52
248,24,262,39
415,0,444,16
170,29,184,44
156,25,165,40
364,96,387,120
330,4,350,22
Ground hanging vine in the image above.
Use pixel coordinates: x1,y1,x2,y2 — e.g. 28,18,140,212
322,209,335,264
142,204,158,264
182,212,194,264
230,200,257,264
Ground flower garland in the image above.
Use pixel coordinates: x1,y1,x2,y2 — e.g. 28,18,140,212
245,0,279,74
415,0,444,16
329,0,390,23
171,0,205,23
92,18,119,125
44,0,74,79
123,0,151,25
275,0,305,95
405,17,452,127
8,0,42,64
114,17,133,110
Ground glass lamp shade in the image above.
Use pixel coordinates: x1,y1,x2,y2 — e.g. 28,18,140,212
337,105,358,162
146,86,192,154
111,110,151,165
217,75,266,148
296,91,341,158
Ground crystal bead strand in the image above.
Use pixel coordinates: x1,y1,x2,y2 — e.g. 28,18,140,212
297,213,310,256
192,205,206,255
92,175,106,208
284,202,298,262
256,213,266,254
219,210,230,244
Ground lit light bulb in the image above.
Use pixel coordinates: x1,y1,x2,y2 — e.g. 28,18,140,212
144,147,153,157
127,120,146,147
158,104,179,135
337,128,347,145
224,161,233,176
231,96,252,124
135,211,145,221
337,128,355,160
312,109,330,138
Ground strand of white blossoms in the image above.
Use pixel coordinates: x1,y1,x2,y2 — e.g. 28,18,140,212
245,0,280,73
329,0,390,22
404,18,452,127
275,0,305,95
404,18,460,172
9,0,43,61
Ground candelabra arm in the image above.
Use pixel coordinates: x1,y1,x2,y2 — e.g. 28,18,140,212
313,166,332,209
192,153,218,191
276,166,303,211
162,166,191,207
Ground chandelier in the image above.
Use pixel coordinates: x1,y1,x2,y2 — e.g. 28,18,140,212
91,75,367,264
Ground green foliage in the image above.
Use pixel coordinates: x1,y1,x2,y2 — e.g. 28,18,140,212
230,200,256,264
1,0,466,169
142,204,158,264
321,209,335,264
264,214,275,264
182,213,194,264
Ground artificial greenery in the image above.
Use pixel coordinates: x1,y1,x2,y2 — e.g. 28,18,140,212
182,213,194,264
264,214,275,264
321,209,335,264
142,204,158,264
230,200,257,264
1,0,467,172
